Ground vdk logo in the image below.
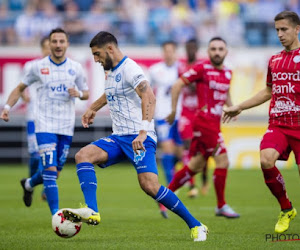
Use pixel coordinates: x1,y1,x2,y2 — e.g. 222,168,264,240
50,84,68,92
134,150,146,164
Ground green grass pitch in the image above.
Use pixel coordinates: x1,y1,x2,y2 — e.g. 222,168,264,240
0,163,299,249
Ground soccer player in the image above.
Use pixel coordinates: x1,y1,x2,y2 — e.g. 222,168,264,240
0,28,89,215
62,31,208,242
223,10,299,233
165,37,240,219
21,37,50,201
148,41,183,186
178,38,209,198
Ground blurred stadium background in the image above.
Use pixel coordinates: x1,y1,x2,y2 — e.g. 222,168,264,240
0,0,298,169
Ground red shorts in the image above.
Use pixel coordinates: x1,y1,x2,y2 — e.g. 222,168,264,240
260,125,300,164
189,127,227,160
178,112,195,140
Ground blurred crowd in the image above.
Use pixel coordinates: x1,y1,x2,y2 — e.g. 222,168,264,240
0,0,299,47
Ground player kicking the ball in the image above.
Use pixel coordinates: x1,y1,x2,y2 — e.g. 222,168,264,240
62,31,208,242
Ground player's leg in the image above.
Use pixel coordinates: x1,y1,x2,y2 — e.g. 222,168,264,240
63,135,126,225
138,172,207,241
27,121,40,177
200,163,209,196
130,135,207,241
260,127,295,233
156,120,177,184
168,153,206,192
213,153,239,218
160,140,177,183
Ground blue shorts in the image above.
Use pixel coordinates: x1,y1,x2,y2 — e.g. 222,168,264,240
36,133,72,171
155,119,183,145
27,121,39,154
92,135,158,175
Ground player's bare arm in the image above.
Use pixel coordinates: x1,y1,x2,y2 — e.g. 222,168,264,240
132,80,156,153
81,93,107,128
165,77,185,125
223,86,272,123
68,88,89,100
1,82,27,122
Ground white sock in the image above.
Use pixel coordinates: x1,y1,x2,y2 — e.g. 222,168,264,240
25,178,33,191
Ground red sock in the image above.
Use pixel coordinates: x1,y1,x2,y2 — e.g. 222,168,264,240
213,168,227,209
262,166,292,210
168,165,196,192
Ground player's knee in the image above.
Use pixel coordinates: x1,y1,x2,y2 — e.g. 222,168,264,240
75,148,88,163
260,154,275,169
139,180,159,197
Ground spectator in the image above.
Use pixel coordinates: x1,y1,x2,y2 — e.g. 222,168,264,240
0,3,16,44
15,2,40,45
63,0,85,44
83,2,112,43
38,0,62,37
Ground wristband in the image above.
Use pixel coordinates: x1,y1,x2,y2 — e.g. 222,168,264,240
141,120,151,131
4,104,11,111
78,91,83,98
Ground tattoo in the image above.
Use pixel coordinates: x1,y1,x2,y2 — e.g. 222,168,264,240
138,81,148,93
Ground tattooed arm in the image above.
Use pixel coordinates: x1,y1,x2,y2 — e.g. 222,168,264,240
132,80,156,153
135,80,156,122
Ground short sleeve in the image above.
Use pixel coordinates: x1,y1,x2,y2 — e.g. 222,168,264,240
21,60,39,86
181,63,204,85
125,61,148,89
75,63,89,91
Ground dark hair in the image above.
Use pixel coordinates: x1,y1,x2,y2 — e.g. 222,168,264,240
89,31,118,48
161,40,177,48
274,11,300,26
49,28,68,40
40,36,49,47
186,38,198,44
209,36,227,45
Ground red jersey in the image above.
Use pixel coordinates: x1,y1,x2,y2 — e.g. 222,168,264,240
267,48,300,128
181,59,232,131
178,61,199,115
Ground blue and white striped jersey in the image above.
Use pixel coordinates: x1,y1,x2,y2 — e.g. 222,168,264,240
22,56,88,136
149,61,182,120
105,56,156,142
23,59,38,121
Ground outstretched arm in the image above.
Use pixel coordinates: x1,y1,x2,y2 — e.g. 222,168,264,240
81,93,107,128
133,80,156,153
165,77,185,125
223,86,272,123
1,83,27,122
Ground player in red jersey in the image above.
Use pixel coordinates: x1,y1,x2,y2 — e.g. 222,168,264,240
223,11,299,233
178,39,209,198
166,37,240,218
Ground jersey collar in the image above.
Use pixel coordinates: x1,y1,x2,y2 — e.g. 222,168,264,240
112,56,127,72
49,55,67,66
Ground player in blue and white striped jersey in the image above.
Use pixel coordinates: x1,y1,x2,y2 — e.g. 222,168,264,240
1,28,89,216
62,31,208,242
21,37,50,181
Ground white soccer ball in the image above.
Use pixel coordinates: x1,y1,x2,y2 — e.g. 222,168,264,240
52,209,82,238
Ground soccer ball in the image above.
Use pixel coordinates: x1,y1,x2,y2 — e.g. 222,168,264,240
52,209,82,238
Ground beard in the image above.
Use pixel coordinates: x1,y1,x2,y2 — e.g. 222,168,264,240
103,53,113,70
210,55,224,66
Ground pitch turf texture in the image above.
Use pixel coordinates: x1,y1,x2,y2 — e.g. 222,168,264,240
0,164,299,250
